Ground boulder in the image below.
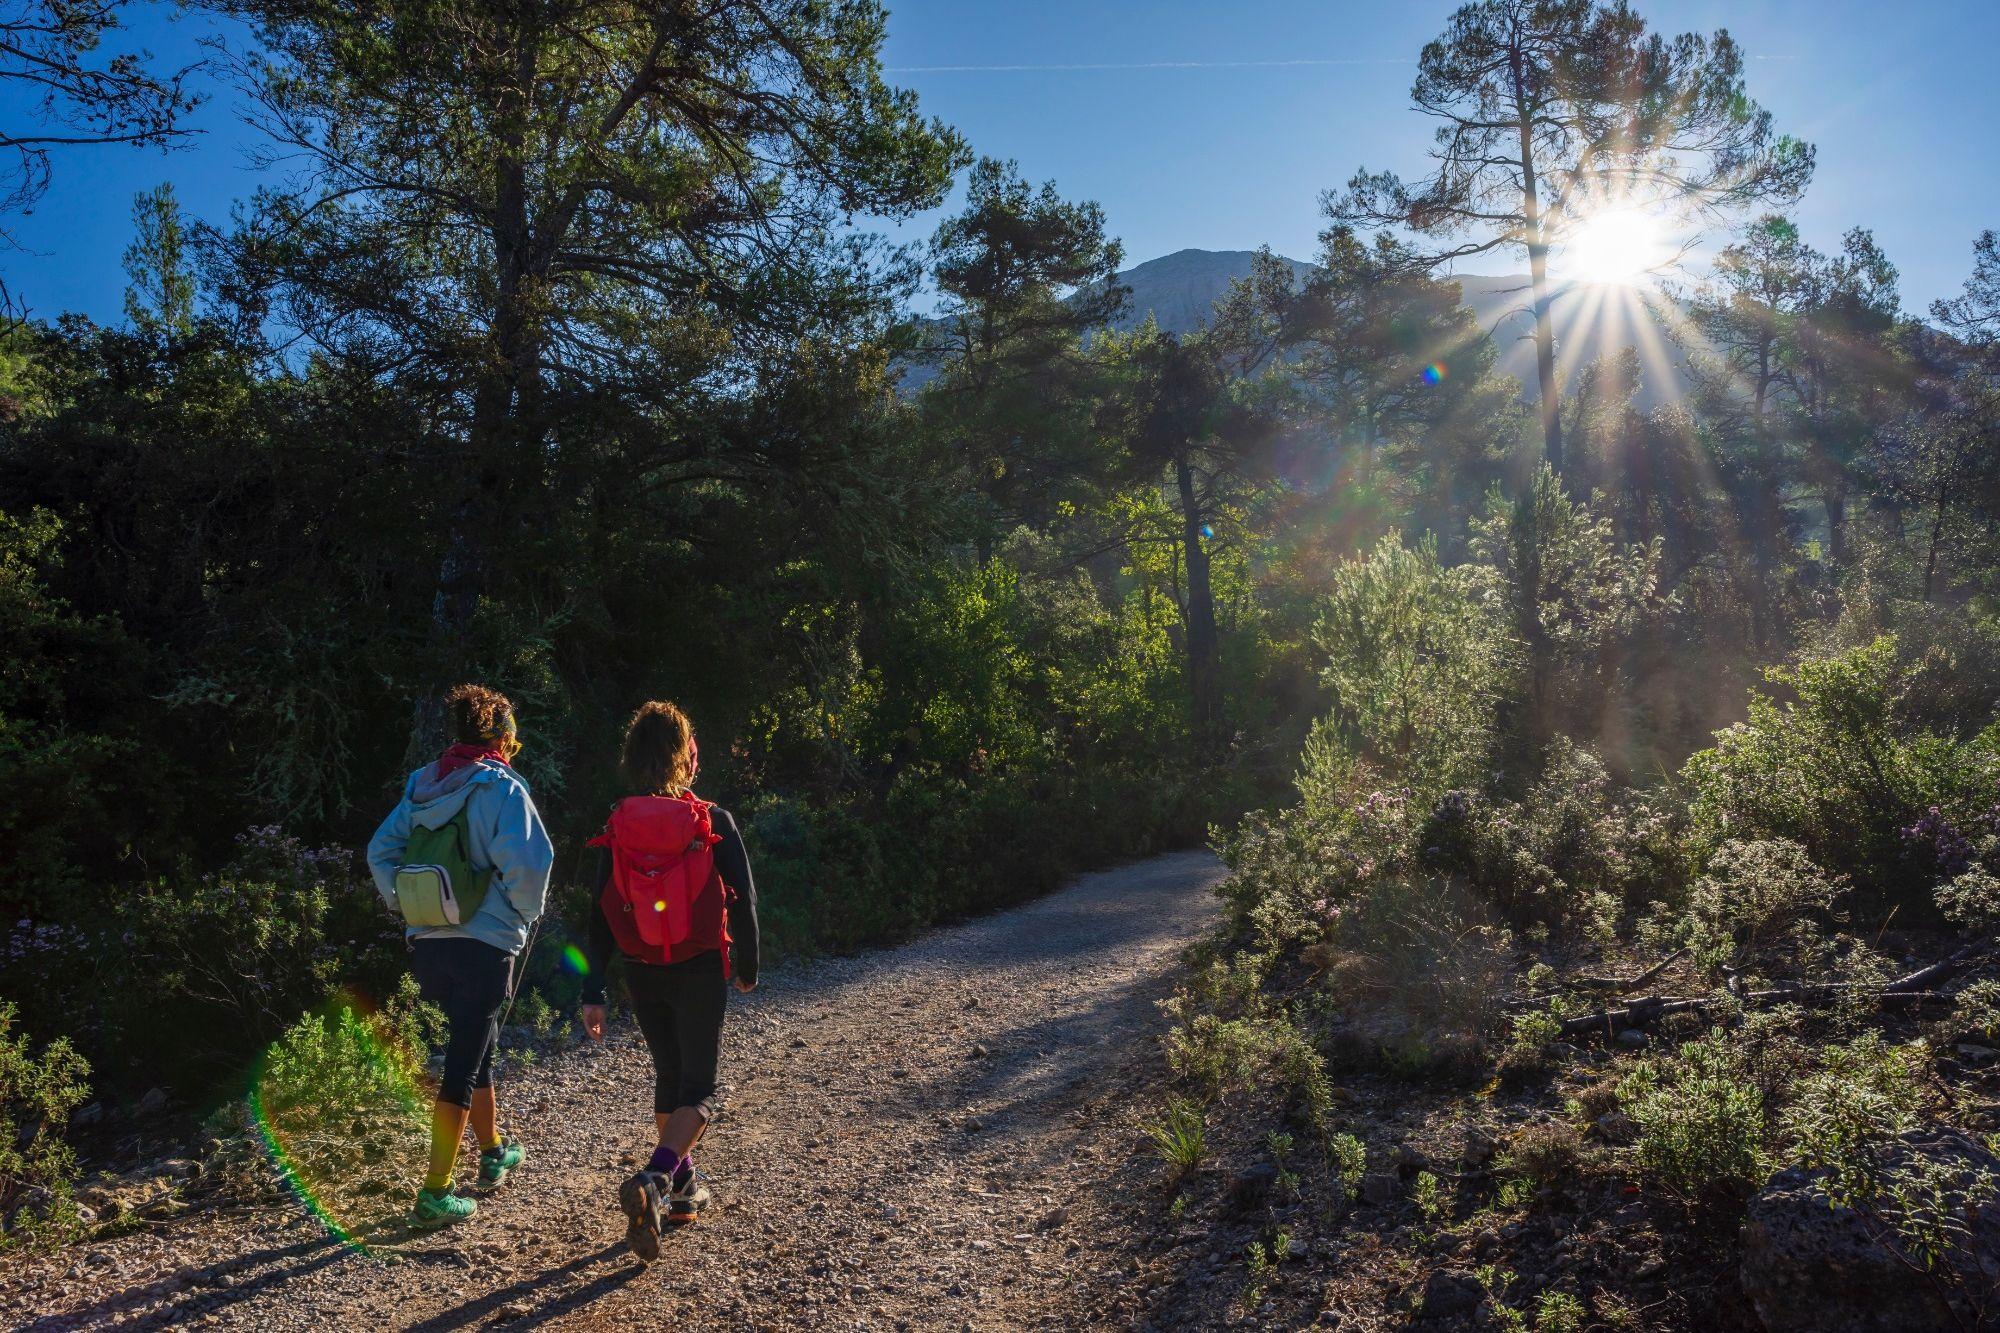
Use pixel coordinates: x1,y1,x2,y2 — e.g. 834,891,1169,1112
1416,1269,1481,1321
1228,1162,1279,1211
1740,1127,2000,1332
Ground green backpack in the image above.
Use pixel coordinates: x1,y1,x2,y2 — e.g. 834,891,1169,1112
393,806,495,928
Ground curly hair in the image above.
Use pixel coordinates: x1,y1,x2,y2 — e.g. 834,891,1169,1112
620,700,696,796
444,683,515,745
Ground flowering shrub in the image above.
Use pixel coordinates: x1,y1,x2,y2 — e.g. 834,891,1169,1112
1901,806,1975,879
1683,637,2000,901
2,827,404,1100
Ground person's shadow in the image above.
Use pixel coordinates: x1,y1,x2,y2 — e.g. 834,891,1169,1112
402,1241,642,1332
21,1235,350,1331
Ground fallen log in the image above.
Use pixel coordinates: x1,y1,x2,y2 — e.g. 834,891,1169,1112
1557,938,1994,1040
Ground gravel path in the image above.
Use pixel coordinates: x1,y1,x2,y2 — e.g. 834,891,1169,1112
4,850,1224,1332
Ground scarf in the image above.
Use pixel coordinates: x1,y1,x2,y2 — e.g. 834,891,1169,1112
434,742,510,780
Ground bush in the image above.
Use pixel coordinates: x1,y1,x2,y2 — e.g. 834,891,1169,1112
1621,1030,1768,1205
1501,1120,1585,1187
5,826,404,1102
1419,740,1676,932
1936,866,2000,932
1777,1033,1929,1206
1312,532,1508,793
1682,637,2000,902
1661,839,1846,982
1162,954,1335,1123
1223,775,1424,957
1316,874,1512,1080
251,978,442,1238
1325,1132,1367,1203
0,1002,90,1251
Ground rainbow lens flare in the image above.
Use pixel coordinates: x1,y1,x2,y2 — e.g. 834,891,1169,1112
1422,362,1447,385
248,987,433,1253
561,942,590,976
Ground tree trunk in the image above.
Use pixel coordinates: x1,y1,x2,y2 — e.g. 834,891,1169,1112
1824,486,1848,566
1514,58,1563,476
412,49,539,762
1526,236,1563,476
1924,494,1945,603
1174,451,1222,753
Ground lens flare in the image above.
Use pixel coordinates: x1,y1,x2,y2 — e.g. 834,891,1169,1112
654,900,666,913
1200,524,1214,540
1422,362,1446,386
248,987,432,1253
561,942,590,976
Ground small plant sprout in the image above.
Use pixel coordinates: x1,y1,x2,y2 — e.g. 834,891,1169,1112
1148,1097,1207,1181
1414,1169,1447,1234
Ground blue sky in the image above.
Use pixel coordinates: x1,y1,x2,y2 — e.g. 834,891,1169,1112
5,1,1996,323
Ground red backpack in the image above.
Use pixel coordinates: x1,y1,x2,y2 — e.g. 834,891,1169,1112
588,794,734,974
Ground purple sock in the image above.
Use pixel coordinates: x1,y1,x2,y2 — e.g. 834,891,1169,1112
647,1145,681,1177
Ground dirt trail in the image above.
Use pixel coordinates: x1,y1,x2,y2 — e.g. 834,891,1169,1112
6,851,1224,1332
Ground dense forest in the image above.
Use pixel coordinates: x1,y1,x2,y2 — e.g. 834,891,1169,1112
1,2,1998,1326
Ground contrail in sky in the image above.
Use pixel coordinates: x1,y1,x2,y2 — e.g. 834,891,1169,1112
889,55,1792,73
887,58,1410,73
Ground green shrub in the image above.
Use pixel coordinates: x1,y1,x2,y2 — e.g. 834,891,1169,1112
1878,1153,1999,1274
1622,1031,1768,1205
6,826,403,1102
1501,1121,1584,1187
1682,637,2000,901
1534,1290,1586,1333
1662,839,1846,982
1317,874,1512,1077
1312,532,1509,794
1935,867,2000,932
0,1002,90,1251
252,979,442,1236
1419,741,1670,932
1325,1132,1367,1203
1777,1033,1928,1206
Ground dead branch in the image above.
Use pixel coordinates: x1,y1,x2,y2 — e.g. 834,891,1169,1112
1572,948,1688,995
1557,938,1994,1039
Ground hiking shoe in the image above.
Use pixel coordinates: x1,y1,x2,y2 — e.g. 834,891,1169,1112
413,1186,477,1227
477,1137,525,1188
666,1167,711,1226
619,1170,664,1262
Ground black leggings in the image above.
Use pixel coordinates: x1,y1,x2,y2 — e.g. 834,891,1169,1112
411,937,514,1109
629,951,728,1119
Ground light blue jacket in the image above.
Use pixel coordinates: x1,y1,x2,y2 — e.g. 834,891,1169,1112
366,758,555,955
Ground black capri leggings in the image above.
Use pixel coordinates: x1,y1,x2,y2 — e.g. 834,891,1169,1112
628,950,728,1119
410,937,514,1109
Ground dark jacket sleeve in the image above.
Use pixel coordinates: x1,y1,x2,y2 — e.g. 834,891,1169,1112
580,846,615,1005
710,807,760,986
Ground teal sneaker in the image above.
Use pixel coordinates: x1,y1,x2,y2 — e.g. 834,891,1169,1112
477,1137,525,1188
413,1186,477,1227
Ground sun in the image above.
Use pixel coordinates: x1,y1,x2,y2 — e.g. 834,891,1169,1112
1561,207,1672,286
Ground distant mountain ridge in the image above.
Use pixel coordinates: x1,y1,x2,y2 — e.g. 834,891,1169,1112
1110,248,1690,410
902,247,1691,409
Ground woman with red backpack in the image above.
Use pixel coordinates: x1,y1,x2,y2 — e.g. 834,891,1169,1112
577,700,759,1260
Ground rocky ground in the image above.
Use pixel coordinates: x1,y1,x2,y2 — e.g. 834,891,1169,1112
0,851,1228,1332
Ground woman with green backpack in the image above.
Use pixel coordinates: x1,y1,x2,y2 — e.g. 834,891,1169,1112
367,683,555,1226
